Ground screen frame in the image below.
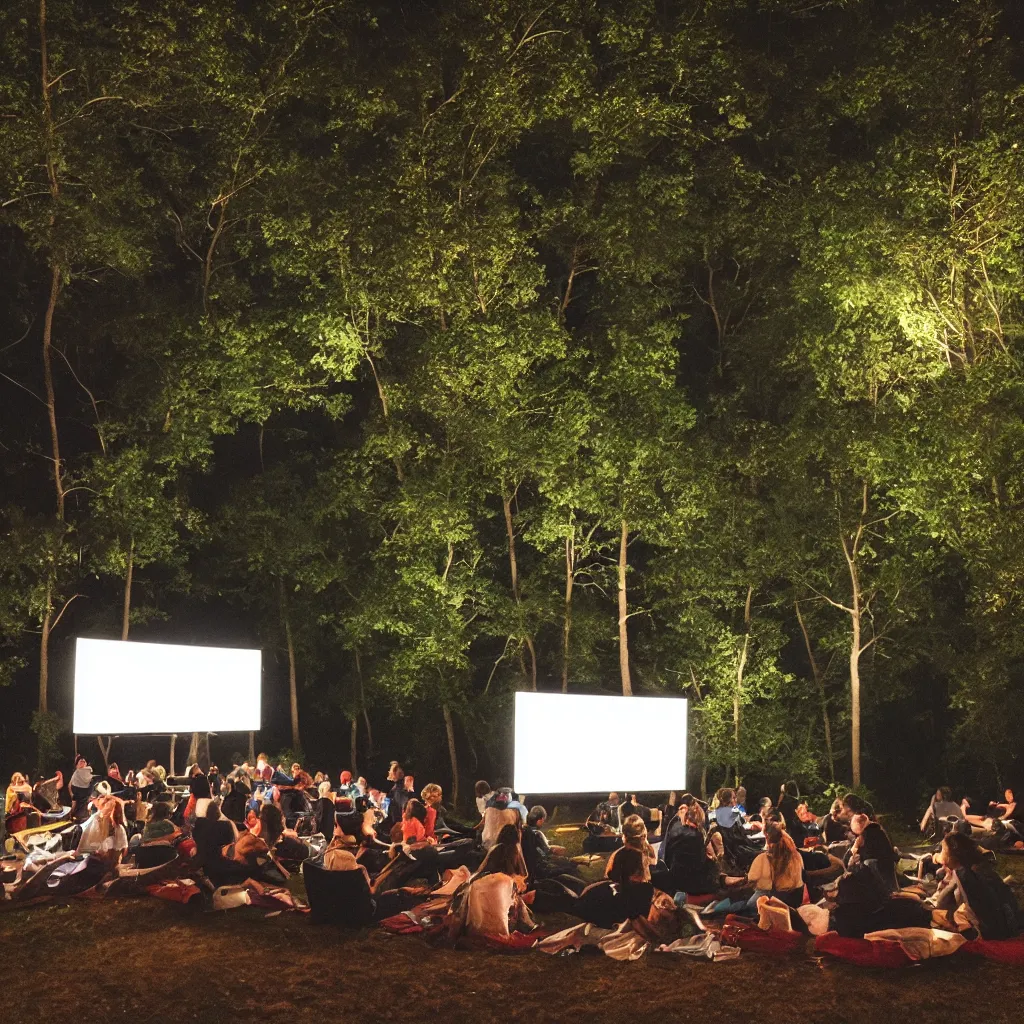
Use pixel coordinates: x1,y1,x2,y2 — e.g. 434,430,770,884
72,637,262,735
512,691,687,795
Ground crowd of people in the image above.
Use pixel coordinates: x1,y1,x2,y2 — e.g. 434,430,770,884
3,759,1022,950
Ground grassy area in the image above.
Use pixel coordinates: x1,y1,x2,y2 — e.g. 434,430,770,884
2,819,1023,1024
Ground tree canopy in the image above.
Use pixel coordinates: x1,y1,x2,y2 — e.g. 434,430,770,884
2,0,1023,806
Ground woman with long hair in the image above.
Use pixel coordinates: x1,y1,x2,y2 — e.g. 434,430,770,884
743,823,804,910
452,823,534,938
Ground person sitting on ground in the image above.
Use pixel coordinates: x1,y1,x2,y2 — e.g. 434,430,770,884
193,801,238,883
481,790,522,851
821,798,848,845
920,786,964,836
521,805,583,889
69,755,95,818
742,822,805,911
654,792,680,839
5,773,42,833
588,792,621,831
570,845,656,928
841,791,876,821
228,803,287,882
507,790,529,824
735,786,748,816
747,796,773,831
933,831,1022,939
474,780,493,819
777,782,809,847
420,784,444,840
315,781,337,838
384,761,410,831
221,777,249,823
336,770,355,799
848,815,901,892
653,795,721,896
713,788,744,830
141,801,179,843
453,824,534,939
400,798,432,848
622,813,658,868
616,793,649,829
29,770,63,815
78,791,128,862
963,788,1018,830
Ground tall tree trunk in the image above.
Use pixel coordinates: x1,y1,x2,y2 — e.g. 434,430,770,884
279,581,301,751
39,584,52,713
617,519,633,696
197,733,210,773
349,717,358,777
561,533,574,692
97,736,112,769
121,536,134,640
795,600,835,782
849,595,862,788
442,704,459,806
842,481,870,789
502,489,536,690
733,584,753,787
42,265,64,519
187,732,199,767
355,650,373,754
169,734,177,777
247,731,255,765
40,0,64,520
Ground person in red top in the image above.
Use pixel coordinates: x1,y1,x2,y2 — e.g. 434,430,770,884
420,784,443,840
401,798,431,845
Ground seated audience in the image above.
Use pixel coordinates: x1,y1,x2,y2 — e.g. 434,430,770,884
522,805,583,889
713,788,744,829
481,791,521,851
141,801,179,843
821,798,848,845
621,813,658,867
653,796,721,896
920,786,964,835
474,779,493,818
777,782,808,847
937,831,1022,939
315,781,337,838
735,786,748,816
455,825,533,939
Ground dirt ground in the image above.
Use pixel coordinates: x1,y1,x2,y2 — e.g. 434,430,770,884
3,893,1024,1024
3,822,1023,1024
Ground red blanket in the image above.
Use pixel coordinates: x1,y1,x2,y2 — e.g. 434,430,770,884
721,914,805,955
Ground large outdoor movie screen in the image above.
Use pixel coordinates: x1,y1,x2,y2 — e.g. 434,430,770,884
513,691,687,794
73,638,261,734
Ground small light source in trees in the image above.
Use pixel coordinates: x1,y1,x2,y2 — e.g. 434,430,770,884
73,637,261,734
513,691,687,794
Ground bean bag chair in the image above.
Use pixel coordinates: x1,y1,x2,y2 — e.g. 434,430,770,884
959,935,1024,966
133,844,179,870
721,914,805,955
302,860,375,927
814,931,915,968
146,878,202,905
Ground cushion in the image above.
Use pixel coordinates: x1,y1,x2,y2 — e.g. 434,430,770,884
959,935,1024,966
814,931,915,968
721,914,805,955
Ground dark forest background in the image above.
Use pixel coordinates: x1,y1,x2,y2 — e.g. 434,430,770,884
3,0,1024,811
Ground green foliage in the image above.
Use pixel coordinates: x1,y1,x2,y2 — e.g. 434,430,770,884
1,0,1023,802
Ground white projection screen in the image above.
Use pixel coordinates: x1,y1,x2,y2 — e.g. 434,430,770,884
73,638,261,734
514,692,687,794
